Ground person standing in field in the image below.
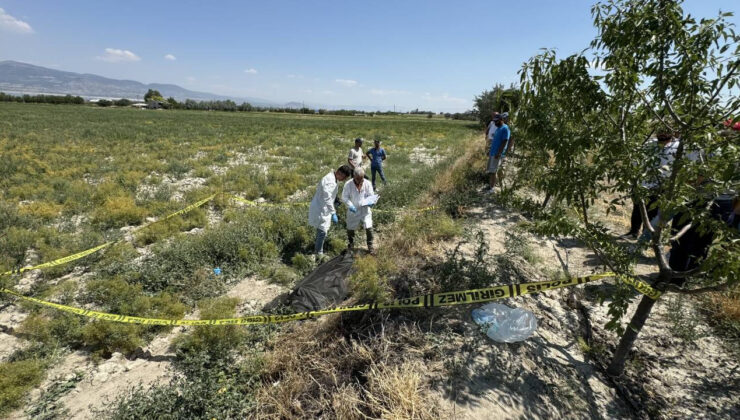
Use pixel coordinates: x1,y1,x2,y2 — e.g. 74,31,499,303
341,167,376,254
347,137,365,175
486,113,511,193
485,111,500,152
622,131,679,239
366,139,387,190
309,165,352,260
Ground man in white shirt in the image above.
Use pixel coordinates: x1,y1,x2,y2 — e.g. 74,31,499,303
348,138,365,174
485,111,500,152
341,167,376,254
623,132,680,238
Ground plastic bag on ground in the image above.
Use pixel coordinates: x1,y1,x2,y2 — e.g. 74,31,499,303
471,303,538,343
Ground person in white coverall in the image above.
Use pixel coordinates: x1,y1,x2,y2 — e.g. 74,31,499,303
341,167,376,254
309,165,352,258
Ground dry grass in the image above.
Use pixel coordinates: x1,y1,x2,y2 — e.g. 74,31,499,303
364,360,440,420
707,291,740,326
254,316,441,420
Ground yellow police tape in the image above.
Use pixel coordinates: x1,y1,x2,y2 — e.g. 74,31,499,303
1,195,216,278
618,274,662,300
0,242,115,277
0,272,661,326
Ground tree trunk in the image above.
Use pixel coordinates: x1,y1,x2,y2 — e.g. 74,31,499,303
606,293,659,376
542,193,551,208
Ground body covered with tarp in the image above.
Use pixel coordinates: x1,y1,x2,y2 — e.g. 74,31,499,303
288,252,355,312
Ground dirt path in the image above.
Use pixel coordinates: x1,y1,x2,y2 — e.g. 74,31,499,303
4,275,288,420
430,193,740,419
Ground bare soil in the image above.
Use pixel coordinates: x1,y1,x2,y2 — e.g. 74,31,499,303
428,192,739,419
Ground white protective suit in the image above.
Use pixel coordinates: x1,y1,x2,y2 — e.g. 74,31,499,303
309,171,338,232
341,178,374,230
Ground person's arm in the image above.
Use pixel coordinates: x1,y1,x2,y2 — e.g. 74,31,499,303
382,149,386,161
341,181,352,206
347,151,355,168
366,150,373,161
321,178,336,214
507,136,515,156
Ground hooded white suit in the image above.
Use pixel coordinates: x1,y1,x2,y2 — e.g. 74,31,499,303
309,171,338,232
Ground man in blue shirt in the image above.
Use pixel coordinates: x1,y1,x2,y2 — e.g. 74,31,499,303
366,139,387,189
486,114,511,193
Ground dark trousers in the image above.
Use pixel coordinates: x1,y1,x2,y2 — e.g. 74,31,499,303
629,194,659,235
347,228,374,250
371,165,386,189
669,198,734,279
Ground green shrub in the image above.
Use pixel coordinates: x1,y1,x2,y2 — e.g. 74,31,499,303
93,196,147,228
174,297,246,358
18,312,85,347
18,201,63,221
100,354,261,419
0,359,46,416
391,212,461,253
97,242,138,277
348,255,395,303
0,226,35,268
81,321,143,358
290,253,314,275
263,265,298,286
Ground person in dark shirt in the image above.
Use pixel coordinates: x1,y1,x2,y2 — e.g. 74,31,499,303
366,139,388,190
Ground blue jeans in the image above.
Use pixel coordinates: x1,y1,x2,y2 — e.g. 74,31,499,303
314,228,327,254
371,165,386,189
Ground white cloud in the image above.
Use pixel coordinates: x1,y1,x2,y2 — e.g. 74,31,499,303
321,90,336,95
164,54,176,61
97,48,141,63
185,76,196,84
0,8,33,34
244,68,258,74
370,88,410,96
421,92,468,105
335,79,358,87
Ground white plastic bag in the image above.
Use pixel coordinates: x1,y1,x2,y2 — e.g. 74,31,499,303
471,303,538,343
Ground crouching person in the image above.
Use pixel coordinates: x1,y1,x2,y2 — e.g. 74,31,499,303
309,165,352,261
342,167,376,254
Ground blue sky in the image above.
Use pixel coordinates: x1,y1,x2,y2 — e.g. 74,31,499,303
0,0,737,112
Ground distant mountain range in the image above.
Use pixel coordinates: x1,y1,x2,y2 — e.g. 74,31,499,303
0,60,279,107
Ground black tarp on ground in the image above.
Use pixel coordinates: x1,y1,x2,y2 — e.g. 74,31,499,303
288,252,354,312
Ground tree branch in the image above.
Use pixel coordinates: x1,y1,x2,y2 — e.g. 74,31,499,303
638,199,655,234
670,222,693,242
695,59,740,122
638,90,673,132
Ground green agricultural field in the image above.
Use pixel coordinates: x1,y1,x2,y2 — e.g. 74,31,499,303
1,102,474,272
0,102,477,416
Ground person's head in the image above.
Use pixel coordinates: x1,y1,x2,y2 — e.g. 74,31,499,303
656,130,672,143
374,139,381,148
354,137,364,148
501,112,510,123
352,167,365,183
336,165,352,181
493,113,503,127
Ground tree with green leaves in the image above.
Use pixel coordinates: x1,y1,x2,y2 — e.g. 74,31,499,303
144,89,164,102
515,0,739,376
473,84,520,127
